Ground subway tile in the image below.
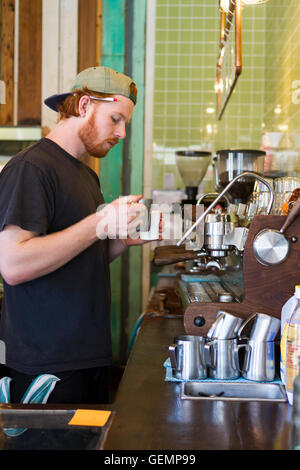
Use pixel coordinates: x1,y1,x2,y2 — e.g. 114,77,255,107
152,0,300,189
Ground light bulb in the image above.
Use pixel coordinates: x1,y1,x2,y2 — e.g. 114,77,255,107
220,0,230,12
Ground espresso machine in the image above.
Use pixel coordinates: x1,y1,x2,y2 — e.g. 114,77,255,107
153,149,300,337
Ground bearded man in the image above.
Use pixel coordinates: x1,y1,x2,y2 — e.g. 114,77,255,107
0,66,145,404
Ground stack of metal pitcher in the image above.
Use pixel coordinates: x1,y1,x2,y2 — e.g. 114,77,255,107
235,312,281,382
168,310,281,381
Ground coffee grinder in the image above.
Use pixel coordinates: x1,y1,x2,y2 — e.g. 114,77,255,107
175,150,211,204
213,149,266,204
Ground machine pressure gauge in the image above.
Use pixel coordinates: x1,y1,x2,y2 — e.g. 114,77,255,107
253,229,290,266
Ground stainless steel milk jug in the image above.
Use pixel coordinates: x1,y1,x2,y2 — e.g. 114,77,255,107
204,338,240,380
169,335,207,380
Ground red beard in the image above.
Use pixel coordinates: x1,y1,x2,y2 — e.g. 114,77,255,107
78,110,118,158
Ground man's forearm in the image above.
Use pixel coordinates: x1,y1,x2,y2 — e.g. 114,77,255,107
0,213,100,285
108,238,128,263
0,195,144,285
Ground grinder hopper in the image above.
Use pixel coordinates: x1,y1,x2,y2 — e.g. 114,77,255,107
175,150,211,204
214,149,266,203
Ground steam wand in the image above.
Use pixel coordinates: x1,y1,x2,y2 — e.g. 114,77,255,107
176,171,274,247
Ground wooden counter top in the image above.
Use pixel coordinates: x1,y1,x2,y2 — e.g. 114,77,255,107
0,275,293,450
102,278,292,451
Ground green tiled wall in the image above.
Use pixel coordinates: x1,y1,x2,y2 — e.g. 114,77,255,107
153,0,220,192
152,0,300,192
264,0,300,145
216,3,267,150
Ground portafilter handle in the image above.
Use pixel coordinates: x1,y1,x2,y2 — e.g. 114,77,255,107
280,199,300,234
177,171,274,247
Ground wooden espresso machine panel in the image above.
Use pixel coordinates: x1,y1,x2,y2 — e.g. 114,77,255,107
183,214,300,336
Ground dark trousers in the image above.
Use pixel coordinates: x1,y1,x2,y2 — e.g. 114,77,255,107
5,366,109,405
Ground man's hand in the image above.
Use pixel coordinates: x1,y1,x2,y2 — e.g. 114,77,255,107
104,196,163,261
96,195,147,240
122,212,164,247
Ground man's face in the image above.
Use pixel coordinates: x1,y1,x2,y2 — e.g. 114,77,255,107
78,95,134,158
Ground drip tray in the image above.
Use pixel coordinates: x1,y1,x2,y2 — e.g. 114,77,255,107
181,381,287,402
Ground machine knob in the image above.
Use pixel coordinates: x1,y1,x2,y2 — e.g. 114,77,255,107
218,292,234,302
253,229,290,266
194,316,206,327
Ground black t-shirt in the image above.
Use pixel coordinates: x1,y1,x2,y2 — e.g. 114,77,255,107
0,138,112,374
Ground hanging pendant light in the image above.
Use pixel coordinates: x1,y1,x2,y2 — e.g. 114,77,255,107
219,0,230,12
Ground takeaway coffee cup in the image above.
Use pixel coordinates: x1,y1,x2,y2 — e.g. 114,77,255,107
169,335,207,380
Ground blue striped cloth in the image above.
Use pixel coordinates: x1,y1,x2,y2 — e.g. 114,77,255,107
164,357,282,384
0,374,60,437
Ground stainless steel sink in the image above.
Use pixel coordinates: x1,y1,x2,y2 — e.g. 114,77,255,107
181,381,287,402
